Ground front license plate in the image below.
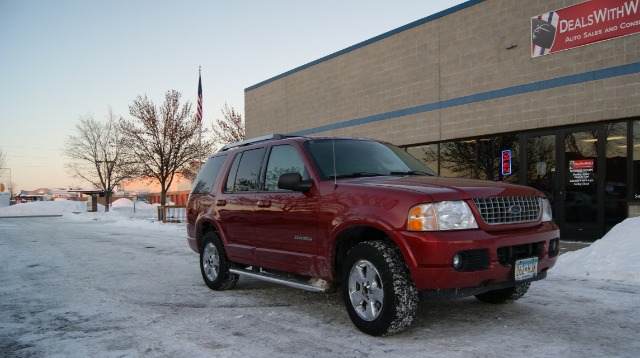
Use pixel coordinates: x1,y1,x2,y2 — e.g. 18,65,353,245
515,257,538,281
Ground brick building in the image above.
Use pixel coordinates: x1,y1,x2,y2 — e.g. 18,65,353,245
244,0,640,240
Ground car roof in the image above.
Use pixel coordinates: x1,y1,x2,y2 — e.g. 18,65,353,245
217,134,380,154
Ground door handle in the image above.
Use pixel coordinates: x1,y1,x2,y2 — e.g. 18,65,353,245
257,200,271,208
216,199,227,206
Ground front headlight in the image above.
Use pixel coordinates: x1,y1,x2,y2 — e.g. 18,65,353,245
541,197,553,222
408,201,478,231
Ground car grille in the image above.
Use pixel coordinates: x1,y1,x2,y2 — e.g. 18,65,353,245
472,196,541,225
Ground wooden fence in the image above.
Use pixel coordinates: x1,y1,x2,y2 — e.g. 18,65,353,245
157,205,187,223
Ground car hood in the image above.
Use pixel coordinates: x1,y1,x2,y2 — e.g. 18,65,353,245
342,175,541,202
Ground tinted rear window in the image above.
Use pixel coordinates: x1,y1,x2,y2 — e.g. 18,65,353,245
225,148,266,192
190,155,227,194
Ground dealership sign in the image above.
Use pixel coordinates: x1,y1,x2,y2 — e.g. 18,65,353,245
531,0,640,57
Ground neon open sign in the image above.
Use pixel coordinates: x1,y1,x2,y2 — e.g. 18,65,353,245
502,150,512,176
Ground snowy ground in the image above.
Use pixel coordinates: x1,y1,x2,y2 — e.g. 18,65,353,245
0,200,639,357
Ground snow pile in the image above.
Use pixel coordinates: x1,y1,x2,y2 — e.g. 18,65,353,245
111,198,135,207
0,199,160,224
554,217,640,284
111,198,157,210
0,199,85,216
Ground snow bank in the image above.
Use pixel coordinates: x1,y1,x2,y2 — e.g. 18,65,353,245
111,198,134,207
0,199,85,215
554,217,640,284
0,200,162,230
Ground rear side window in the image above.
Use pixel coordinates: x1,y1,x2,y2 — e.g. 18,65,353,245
225,148,266,192
190,155,227,194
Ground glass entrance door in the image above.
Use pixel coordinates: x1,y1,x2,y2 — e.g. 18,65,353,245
524,128,604,241
561,128,601,241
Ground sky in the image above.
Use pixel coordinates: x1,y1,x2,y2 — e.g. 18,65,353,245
0,0,468,193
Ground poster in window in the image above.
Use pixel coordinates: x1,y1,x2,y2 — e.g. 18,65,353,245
568,159,595,186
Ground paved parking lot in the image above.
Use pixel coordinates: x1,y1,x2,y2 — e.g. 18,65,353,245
1,217,637,357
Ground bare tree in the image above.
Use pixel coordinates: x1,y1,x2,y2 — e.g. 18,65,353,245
64,109,138,212
212,103,245,146
0,149,8,194
8,180,17,197
121,90,203,205
0,149,6,170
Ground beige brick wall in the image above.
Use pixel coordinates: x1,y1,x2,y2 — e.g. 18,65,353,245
630,204,640,218
245,0,640,147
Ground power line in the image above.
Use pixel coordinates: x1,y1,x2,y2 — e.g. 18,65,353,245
8,155,53,159
0,145,64,151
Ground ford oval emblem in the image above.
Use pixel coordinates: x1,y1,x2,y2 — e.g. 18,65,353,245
509,205,522,215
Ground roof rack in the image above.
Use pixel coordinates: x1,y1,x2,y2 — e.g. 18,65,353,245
218,134,289,152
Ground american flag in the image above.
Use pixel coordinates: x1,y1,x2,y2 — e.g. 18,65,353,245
196,71,202,123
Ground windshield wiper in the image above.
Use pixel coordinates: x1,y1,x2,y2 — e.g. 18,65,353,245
329,172,386,179
389,171,434,176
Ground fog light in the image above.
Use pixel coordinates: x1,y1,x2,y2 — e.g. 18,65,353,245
548,238,560,257
452,253,462,270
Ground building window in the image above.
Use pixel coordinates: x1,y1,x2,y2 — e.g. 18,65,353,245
605,122,628,231
634,120,640,201
478,134,519,184
526,134,556,198
605,122,627,199
416,134,519,182
440,140,477,178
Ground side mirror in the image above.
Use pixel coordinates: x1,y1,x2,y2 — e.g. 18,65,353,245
277,172,312,192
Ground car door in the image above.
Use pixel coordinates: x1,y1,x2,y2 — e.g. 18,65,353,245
253,144,320,274
217,147,266,265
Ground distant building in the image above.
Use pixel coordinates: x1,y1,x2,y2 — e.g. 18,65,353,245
121,175,192,205
15,188,81,202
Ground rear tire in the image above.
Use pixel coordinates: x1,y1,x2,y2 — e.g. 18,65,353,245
475,282,530,304
341,241,418,336
199,232,238,290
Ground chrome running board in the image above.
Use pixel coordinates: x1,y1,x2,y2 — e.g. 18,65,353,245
229,267,330,293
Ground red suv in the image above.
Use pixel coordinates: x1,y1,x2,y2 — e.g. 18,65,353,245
187,135,559,336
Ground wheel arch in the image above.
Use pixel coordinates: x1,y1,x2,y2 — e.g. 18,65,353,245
332,224,416,284
196,219,221,252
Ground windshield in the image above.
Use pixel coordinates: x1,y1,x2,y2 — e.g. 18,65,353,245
304,139,436,180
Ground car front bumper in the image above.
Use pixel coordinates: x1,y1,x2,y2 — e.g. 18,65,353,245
394,222,560,293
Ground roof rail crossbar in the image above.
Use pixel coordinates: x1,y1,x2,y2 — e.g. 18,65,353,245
219,134,287,152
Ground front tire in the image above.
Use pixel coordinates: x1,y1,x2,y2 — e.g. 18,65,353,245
341,241,418,336
475,282,530,304
199,232,238,290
